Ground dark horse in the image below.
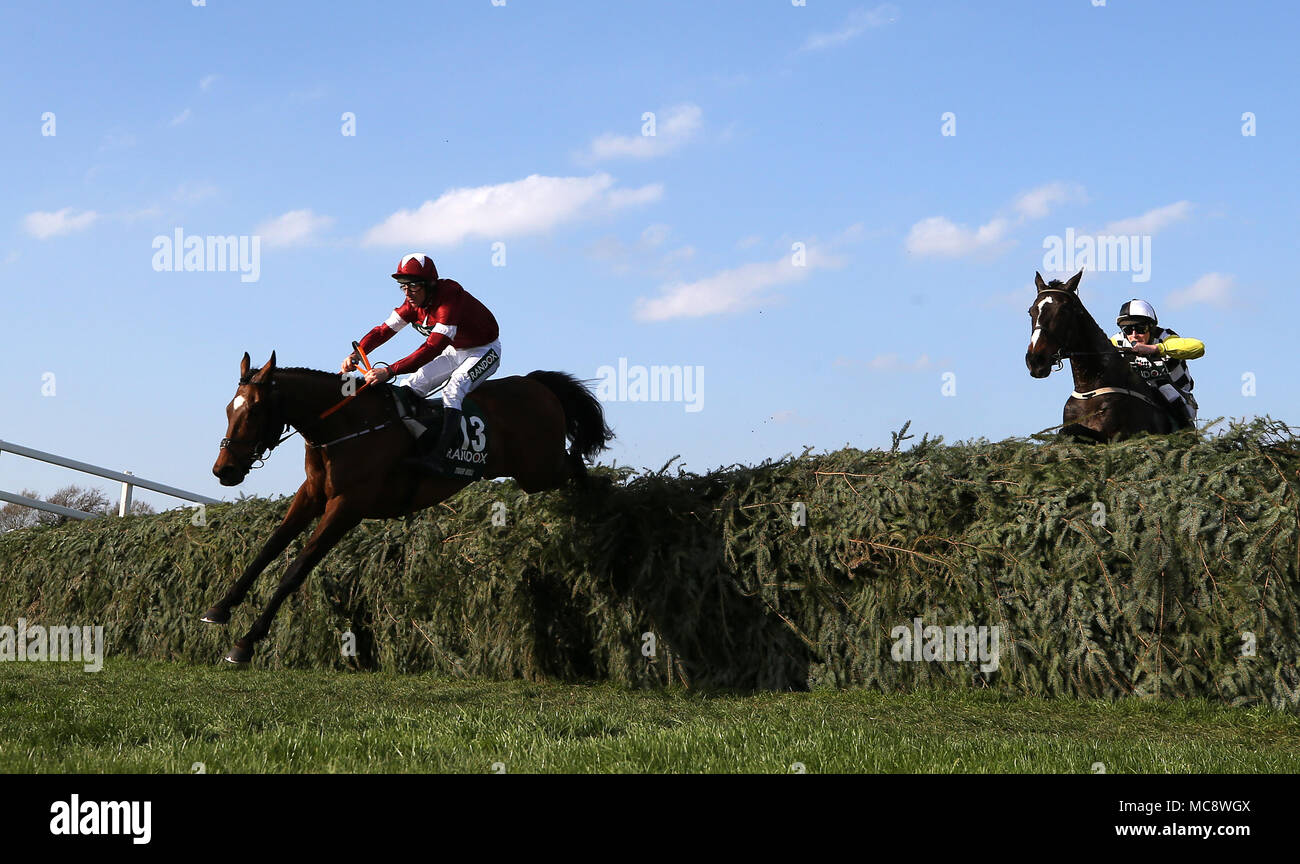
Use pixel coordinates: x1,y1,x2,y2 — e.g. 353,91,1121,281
1025,270,1174,443
204,351,613,664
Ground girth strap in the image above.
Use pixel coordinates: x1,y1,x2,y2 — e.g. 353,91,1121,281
1071,386,1157,407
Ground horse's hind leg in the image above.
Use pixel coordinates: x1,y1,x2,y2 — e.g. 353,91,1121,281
224,497,361,665
201,482,324,624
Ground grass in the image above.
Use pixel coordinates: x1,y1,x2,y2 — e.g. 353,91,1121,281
2,659,1299,773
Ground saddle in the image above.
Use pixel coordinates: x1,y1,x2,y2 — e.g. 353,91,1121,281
386,384,490,479
388,383,442,430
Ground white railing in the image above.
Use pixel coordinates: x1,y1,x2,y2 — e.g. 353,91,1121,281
0,438,219,521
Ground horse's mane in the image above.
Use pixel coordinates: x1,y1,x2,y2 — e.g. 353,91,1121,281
240,365,340,386
1041,282,1152,391
276,366,339,378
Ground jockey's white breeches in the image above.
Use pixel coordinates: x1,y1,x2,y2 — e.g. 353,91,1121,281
403,340,501,409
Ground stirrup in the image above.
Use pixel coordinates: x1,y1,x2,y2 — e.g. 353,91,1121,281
406,408,461,475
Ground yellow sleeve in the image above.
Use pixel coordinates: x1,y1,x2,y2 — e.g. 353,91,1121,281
1158,337,1205,360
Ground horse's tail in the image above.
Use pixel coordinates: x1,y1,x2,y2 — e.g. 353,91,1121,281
526,370,614,463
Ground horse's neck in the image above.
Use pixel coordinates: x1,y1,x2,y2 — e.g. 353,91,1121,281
276,370,386,439
1067,304,1136,391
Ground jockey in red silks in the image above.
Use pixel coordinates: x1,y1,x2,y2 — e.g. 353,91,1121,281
341,253,501,473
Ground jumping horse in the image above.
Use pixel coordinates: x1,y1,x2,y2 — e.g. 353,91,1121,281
204,352,613,665
1025,270,1176,443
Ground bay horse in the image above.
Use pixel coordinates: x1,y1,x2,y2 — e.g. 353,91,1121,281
204,351,613,665
1025,270,1175,443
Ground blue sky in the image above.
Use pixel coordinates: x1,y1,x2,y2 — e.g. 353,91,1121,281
2,1,1297,510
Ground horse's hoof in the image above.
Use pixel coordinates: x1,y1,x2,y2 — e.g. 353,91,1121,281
200,607,229,625
224,639,253,666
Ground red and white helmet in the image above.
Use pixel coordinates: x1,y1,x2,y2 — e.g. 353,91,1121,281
392,253,438,283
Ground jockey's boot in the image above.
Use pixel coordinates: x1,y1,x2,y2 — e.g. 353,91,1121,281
408,407,463,475
1165,396,1194,430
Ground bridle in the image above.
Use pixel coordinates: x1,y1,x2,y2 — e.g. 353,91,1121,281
218,374,297,472
1033,288,1132,370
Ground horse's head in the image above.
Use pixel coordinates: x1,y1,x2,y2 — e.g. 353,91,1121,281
213,351,281,486
1026,270,1084,379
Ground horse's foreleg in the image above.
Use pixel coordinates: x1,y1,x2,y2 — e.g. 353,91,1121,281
224,498,361,665
201,482,324,624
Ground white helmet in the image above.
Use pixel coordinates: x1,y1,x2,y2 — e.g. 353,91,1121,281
1117,299,1158,327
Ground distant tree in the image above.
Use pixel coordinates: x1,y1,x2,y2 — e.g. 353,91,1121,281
0,489,42,532
0,484,156,532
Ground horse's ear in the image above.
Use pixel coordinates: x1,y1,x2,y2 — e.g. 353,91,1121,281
240,352,251,378
1034,272,1048,292
253,351,276,382
1064,269,1083,293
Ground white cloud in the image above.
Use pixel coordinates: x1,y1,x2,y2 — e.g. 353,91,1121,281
906,181,1082,258
289,86,327,102
255,209,334,247
585,235,629,264
586,228,690,278
660,246,695,266
363,173,661,247
199,74,219,91
170,108,192,126
1166,272,1235,309
584,104,702,161
634,245,843,322
608,183,665,209
983,283,1038,310
802,4,899,51
24,208,99,239
1014,182,1087,219
1101,201,1192,235
905,216,1010,257
98,132,135,151
640,223,671,248
119,206,163,222
867,353,937,371
174,182,219,203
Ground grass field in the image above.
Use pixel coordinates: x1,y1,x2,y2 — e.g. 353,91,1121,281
2,659,1299,773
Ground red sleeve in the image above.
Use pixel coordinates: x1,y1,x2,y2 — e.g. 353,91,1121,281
357,300,416,355
388,334,449,375
357,323,394,355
